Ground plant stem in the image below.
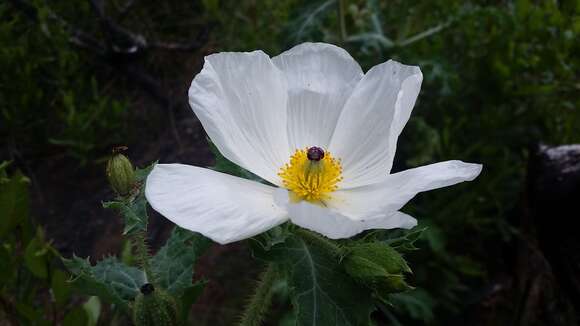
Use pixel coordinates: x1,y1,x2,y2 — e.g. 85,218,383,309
238,264,277,326
133,230,153,282
337,0,347,44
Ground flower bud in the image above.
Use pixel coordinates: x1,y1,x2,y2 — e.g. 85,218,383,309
343,242,413,294
133,283,180,326
106,147,135,196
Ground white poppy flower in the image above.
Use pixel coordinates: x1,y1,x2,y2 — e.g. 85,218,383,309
145,42,482,244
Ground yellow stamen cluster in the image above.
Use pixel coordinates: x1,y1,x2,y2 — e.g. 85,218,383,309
278,148,343,202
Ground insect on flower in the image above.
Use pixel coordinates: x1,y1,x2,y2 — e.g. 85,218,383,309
145,43,482,244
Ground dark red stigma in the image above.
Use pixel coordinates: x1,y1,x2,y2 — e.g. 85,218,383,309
307,147,325,161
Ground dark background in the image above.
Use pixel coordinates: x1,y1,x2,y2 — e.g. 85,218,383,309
1,0,579,325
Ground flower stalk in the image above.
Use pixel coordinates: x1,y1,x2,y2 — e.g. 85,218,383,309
238,264,277,326
133,230,153,282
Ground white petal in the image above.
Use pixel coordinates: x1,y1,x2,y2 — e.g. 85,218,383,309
274,189,416,239
272,42,363,150
145,164,288,244
328,161,483,220
329,60,423,188
189,51,289,186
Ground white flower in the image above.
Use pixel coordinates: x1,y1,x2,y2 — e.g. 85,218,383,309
145,42,482,244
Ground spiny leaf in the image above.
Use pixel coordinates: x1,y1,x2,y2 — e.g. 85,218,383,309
103,197,147,236
135,162,156,183
63,256,146,312
151,227,211,297
270,235,374,326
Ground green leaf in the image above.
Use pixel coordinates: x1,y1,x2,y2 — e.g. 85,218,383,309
51,270,72,307
0,169,29,238
63,256,146,312
151,227,211,296
83,297,102,326
134,162,156,183
271,235,374,326
63,306,89,326
383,227,426,252
24,237,49,279
250,225,292,261
388,289,435,323
15,302,50,326
0,244,15,285
103,197,147,236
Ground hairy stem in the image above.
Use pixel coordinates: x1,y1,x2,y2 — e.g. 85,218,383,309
238,264,277,326
133,230,153,282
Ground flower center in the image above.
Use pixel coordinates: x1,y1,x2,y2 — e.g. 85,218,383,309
278,147,343,202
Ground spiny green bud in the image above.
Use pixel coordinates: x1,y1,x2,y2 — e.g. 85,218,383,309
106,147,135,196
133,283,180,326
343,242,413,294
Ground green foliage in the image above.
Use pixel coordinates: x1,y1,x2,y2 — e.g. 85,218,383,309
66,159,209,324
0,2,128,164
202,0,302,53
386,289,436,324
0,162,97,325
247,221,425,324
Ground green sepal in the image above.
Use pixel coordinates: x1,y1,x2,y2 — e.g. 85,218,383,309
343,242,413,294
383,227,427,252
133,288,180,326
106,153,135,196
103,163,155,235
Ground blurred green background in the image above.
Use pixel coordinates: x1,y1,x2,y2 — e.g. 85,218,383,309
1,0,579,325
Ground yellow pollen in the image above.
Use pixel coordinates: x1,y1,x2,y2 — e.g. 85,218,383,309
278,148,343,203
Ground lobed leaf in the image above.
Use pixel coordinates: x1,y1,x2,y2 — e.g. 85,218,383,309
151,227,211,296
63,256,146,312
271,234,374,326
